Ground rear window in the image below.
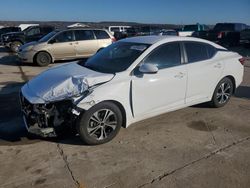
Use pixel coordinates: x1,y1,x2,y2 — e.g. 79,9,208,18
94,30,110,39
185,42,216,63
42,27,54,33
213,24,235,31
183,25,198,31
74,30,95,41
110,27,120,32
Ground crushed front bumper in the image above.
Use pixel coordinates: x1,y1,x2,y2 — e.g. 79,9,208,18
19,92,78,137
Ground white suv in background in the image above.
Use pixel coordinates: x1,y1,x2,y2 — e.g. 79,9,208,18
106,26,131,35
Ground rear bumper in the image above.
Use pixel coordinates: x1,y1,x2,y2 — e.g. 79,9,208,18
240,39,250,44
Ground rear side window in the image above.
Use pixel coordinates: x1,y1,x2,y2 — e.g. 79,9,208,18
74,30,95,41
185,42,216,63
143,42,181,69
94,30,110,39
26,28,40,36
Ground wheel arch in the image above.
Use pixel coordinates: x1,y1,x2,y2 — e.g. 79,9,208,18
225,75,236,93
33,50,54,63
102,100,127,128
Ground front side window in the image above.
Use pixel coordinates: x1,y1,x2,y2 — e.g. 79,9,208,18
53,31,74,43
39,30,58,43
74,30,95,41
143,42,181,69
81,42,150,73
94,30,110,39
185,42,216,63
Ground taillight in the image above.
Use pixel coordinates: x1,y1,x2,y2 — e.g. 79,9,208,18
111,37,116,43
239,57,246,65
217,32,224,39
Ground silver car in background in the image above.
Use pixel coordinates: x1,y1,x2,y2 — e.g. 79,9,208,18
18,28,115,66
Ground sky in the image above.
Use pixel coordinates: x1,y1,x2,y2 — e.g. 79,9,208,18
0,0,250,25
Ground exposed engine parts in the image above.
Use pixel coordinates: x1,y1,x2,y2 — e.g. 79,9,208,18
20,92,78,137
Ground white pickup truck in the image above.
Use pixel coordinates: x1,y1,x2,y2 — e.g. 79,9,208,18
178,24,209,37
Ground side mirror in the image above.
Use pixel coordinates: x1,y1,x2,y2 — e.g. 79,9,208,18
49,39,56,44
139,64,158,74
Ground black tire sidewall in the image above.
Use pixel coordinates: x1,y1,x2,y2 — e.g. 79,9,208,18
77,102,122,145
36,52,51,66
211,77,233,108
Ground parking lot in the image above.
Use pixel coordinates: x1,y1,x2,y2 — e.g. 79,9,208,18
0,46,250,188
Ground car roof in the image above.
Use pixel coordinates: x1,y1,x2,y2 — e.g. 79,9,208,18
120,36,225,49
66,28,107,31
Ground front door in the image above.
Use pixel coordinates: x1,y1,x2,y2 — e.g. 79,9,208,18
48,30,76,60
132,42,187,118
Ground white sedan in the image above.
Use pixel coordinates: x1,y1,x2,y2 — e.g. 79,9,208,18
20,36,244,145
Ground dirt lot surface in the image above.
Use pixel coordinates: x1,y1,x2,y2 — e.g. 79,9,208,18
0,46,250,188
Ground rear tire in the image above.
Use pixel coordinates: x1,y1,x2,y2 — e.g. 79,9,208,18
35,52,52,66
77,102,122,145
210,77,233,108
10,41,22,53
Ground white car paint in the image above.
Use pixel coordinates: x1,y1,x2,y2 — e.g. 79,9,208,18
75,36,244,127
178,31,194,37
21,36,244,129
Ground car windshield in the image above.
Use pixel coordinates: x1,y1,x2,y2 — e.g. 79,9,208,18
80,42,150,74
39,30,59,42
183,25,198,31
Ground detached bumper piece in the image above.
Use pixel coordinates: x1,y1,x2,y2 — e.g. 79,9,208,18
20,92,76,137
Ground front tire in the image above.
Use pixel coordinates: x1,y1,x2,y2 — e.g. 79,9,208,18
210,77,233,108
35,52,52,66
77,102,122,145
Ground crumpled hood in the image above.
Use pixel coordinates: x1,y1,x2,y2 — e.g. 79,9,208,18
21,62,114,104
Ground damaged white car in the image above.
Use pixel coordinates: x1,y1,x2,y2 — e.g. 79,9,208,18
20,36,244,145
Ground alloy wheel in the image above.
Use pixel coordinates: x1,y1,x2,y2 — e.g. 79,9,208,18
216,82,232,104
87,109,118,141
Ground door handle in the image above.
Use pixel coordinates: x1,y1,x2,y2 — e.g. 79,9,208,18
75,42,79,45
214,63,222,68
174,72,185,79
69,43,73,45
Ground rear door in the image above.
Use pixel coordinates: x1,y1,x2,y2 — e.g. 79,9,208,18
48,30,76,60
184,42,224,103
74,30,98,57
93,30,112,49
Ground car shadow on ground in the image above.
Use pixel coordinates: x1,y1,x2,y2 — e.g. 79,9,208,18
0,83,86,146
0,46,12,53
0,54,21,66
234,86,250,99
0,53,88,67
